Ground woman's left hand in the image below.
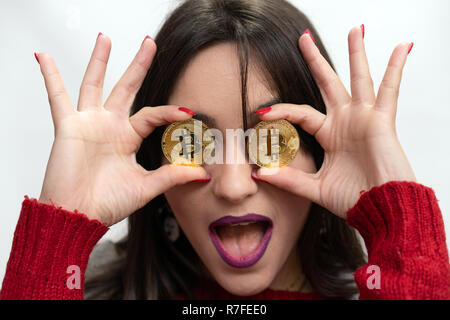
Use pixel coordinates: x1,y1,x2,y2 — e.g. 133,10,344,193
253,26,416,219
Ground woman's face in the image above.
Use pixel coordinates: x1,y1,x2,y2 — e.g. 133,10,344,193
163,42,317,296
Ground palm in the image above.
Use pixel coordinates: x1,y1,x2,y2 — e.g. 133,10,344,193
314,106,395,216
41,111,146,226
256,27,416,219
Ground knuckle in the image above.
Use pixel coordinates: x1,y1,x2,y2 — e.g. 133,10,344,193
298,112,310,125
165,169,177,187
138,106,152,115
124,80,140,93
140,106,162,121
48,89,66,103
321,76,339,92
93,55,108,65
350,73,370,83
82,79,102,90
114,81,136,100
134,57,148,72
380,80,399,95
114,80,139,98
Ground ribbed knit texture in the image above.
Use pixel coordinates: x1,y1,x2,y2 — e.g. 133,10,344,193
0,196,109,300
346,181,450,299
1,181,449,300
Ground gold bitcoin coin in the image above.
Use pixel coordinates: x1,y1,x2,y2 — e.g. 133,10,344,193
247,120,300,167
161,119,213,166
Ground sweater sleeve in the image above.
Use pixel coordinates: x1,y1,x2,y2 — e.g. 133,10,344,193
0,196,109,300
346,181,450,300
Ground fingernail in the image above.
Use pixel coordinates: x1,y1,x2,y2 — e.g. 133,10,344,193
254,106,272,115
178,107,196,116
34,52,40,64
408,42,414,54
142,35,151,45
303,29,315,44
97,32,103,40
251,168,268,183
360,24,365,39
193,173,211,183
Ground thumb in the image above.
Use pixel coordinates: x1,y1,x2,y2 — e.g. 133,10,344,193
142,164,210,200
253,166,320,204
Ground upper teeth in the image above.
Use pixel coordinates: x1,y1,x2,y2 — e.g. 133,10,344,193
230,222,253,227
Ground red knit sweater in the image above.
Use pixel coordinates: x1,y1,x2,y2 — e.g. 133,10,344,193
1,181,449,300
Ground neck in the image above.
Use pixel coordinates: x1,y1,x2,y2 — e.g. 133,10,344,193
268,247,310,292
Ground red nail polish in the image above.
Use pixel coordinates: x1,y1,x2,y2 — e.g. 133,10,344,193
193,177,211,183
193,174,211,183
142,35,151,45
251,170,269,183
303,29,315,44
360,24,365,39
254,107,272,116
178,107,196,116
34,52,40,64
97,32,103,39
408,42,414,54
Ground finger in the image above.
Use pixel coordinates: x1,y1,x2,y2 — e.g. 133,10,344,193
104,36,156,117
254,166,321,205
348,25,375,104
299,32,351,108
143,164,210,200
77,33,111,111
129,105,197,139
255,103,326,136
375,42,412,115
37,53,74,126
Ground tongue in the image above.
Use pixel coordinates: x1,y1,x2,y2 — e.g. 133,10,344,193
216,222,266,257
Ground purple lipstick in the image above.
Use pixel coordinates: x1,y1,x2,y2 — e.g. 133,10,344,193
209,213,273,268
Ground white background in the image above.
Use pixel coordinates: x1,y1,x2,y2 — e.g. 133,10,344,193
1,0,449,283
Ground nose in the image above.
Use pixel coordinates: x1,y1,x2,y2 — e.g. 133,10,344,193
212,163,258,203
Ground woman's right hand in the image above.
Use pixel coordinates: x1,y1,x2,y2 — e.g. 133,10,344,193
36,33,208,227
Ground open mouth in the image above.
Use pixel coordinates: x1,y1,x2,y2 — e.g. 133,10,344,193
208,214,273,268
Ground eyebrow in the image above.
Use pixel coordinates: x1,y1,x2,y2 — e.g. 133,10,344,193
192,97,282,128
248,97,282,127
192,112,217,128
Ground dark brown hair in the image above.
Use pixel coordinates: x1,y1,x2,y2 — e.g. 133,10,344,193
85,0,366,300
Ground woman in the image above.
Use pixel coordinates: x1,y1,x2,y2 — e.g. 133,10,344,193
1,0,448,300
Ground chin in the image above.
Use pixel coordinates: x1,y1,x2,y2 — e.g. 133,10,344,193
212,264,275,296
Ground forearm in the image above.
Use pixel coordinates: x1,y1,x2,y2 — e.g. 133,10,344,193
347,181,450,299
0,196,108,300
